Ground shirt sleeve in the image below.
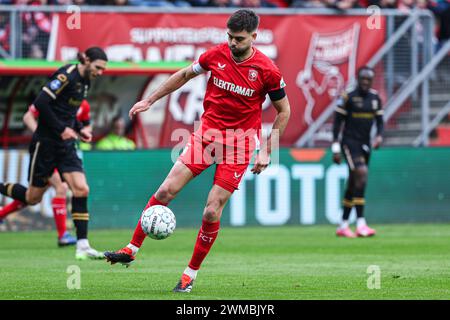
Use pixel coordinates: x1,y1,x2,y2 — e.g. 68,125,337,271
375,95,384,136
33,90,66,135
192,60,207,75
335,92,349,116
77,99,91,125
375,95,384,116
195,46,218,73
265,63,286,94
28,104,39,118
332,92,349,141
42,65,73,100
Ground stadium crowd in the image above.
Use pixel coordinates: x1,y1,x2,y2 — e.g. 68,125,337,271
0,0,449,54
0,0,448,11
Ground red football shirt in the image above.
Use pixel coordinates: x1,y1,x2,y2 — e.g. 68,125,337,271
29,99,91,123
193,43,285,145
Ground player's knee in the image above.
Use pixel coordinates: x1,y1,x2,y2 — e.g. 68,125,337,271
156,185,175,203
54,182,68,198
203,200,223,222
26,193,43,205
354,168,368,189
71,184,89,197
354,180,366,190
355,167,368,178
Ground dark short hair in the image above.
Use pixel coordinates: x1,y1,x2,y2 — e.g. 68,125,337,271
227,9,259,33
78,46,108,64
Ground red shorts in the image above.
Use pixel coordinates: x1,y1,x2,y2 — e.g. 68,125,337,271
178,132,254,193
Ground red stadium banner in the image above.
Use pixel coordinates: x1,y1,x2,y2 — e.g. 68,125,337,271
51,13,386,147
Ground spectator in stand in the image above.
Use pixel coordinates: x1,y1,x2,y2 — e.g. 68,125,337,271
82,0,106,4
105,0,129,4
378,0,398,8
0,14,10,56
127,0,191,6
236,0,279,7
291,0,361,8
397,0,415,12
206,0,235,6
429,0,450,47
273,0,291,6
364,0,397,7
53,0,88,4
416,0,428,7
96,115,136,150
291,0,326,8
322,0,362,9
439,4,450,42
17,0,52,58
51,0,73,4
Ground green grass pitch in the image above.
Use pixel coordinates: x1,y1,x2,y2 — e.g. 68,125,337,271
0,224,449,300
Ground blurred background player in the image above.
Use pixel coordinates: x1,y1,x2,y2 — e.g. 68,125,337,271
104,9,291,293
96,114,136,150
0,99,91,247
0,47,108,260
332,66,384,238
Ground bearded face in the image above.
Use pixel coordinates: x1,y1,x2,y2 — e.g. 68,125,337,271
227,29,256,60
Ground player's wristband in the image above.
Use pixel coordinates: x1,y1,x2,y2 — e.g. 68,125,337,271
331,142,341,154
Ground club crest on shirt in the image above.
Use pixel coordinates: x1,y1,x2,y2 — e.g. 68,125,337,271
248,69,258,82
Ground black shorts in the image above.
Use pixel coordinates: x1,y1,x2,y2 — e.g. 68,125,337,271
28,137,83,188
341,139,371,171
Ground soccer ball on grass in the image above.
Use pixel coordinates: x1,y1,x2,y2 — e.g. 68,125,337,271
140,205,176,240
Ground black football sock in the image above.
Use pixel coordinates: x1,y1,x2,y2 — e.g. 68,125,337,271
0,183,28,204
72,197,89,240
354,201,365,219
353,188,366,219
342,188,353,221
342,204,353,221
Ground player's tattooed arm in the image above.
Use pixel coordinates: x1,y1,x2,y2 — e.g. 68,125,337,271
269,96,291,146
129,66,200,119
263,96,290,156
252,96,290,175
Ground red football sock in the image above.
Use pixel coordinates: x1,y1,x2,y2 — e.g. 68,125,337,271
188,219,220,270
52,197,67,239
130,195,168,248
0,200,26,219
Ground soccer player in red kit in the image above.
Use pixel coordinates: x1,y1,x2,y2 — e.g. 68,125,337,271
104,9,291,293
0,100,91,247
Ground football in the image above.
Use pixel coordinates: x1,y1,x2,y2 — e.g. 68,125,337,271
140,205,176,240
